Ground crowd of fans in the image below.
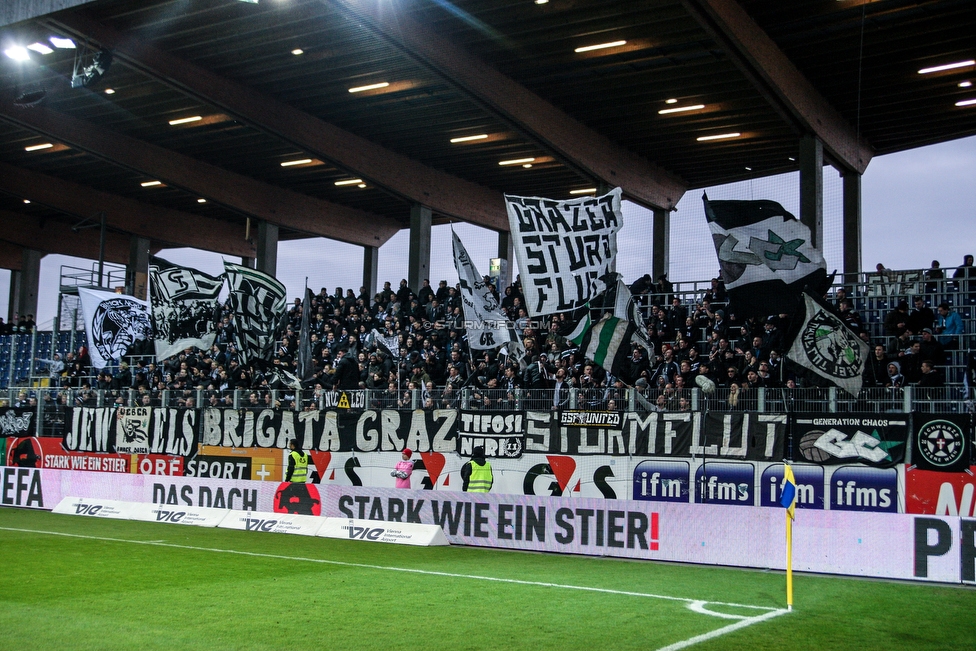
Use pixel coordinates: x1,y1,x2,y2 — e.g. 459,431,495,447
14,254,976,414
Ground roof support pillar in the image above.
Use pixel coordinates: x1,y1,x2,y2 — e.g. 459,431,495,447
496,230,514,292
8,270,20,324
13,249,41,324
363,245,379,300
842,171,862,280
127,236,150,300
408,204,431,294
256,221,279,277
652,208,671,284
799,134,823,250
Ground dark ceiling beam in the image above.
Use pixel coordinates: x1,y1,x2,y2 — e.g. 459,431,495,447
326,0,687,211
680,0,873,174
0,211,129,264
0,0,97,28
0,102,401,248
0,161,255,258
0,242,24,271
46,11,510,232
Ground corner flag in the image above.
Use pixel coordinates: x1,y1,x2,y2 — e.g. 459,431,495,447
780,464,797,520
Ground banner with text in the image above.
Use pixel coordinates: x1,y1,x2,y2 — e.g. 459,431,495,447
0,408,36,438
62,407,198,457
505,188,622,317
790,413,908,468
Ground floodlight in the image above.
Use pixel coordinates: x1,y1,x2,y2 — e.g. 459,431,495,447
49,37,76,49
3,46,30,61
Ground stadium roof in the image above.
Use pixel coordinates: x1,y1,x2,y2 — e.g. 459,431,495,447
0,0,973,254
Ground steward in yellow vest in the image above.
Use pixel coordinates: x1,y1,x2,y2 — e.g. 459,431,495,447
286,440,309,483
461,446,493,493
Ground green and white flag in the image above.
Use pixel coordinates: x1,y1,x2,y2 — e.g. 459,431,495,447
571,313,635,377
785,292,869,396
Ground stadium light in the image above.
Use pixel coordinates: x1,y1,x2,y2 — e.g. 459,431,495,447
3,46,30,61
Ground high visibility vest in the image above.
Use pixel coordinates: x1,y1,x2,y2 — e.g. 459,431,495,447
290,451,309,483
467,460,492,493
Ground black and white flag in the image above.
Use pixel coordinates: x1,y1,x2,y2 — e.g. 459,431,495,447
297,287,315,382
223,262,287,365
784,292,869,396
78,287,153,370
149,256,223,361
505,187,623,317
704,196,830,318
452,231,518,351
369,329,401,360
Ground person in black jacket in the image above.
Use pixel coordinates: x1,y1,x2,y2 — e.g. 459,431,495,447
333,348,361,390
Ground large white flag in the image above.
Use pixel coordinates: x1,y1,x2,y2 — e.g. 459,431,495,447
505,187,623,317
223,262,288,365
78,287,152,369
785,292,869,396
452,231,517,351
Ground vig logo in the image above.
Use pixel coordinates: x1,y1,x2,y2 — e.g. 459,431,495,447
153,510,187,522
245,518,279,532
74,503,103,516
346,525,386,540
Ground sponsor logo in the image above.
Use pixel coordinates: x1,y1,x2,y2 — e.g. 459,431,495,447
759,464,824,509
343,525,388,541
694,462,755,506
916,420,967,469
74,503,103,515
185,456,252,480
153,509,186,522
905,468,976,516
800,308,863,380
274,482,321,516
245,518,280,532
633,460,690,503
523,456,578,496
829,466,897,512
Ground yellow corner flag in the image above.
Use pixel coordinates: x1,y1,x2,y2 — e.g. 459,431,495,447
781,464,797,610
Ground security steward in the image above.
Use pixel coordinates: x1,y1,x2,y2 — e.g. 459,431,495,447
461,445,493,493
285,440,309,483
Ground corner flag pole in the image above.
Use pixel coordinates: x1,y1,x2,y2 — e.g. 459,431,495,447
780,462,797,611
786,509,793,611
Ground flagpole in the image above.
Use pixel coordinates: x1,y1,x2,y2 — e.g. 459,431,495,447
786,509,793,611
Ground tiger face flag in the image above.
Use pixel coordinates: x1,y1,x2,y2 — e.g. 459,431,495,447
452,231,518,351
77,287,153,370
223,262,287,365
505,187,623,317
149,257,223,361
785,292,869,396
704,196,830,319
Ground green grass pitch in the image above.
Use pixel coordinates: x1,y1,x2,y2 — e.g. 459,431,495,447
1,508,974,650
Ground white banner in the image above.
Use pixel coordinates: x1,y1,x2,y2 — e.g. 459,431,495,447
505,188,623,317
78,287,152,370
52,497,135,519
452,231,516,350
219,511,325,536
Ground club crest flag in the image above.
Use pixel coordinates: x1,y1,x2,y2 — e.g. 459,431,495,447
505,187,623,317
149,257,223,361
78,288,153,370
785,292,869,396
223,262,287,365
452,231,517,351
704,196,830,318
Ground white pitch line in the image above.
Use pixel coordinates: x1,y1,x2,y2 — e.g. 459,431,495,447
0,525,785,632
655,608,789,651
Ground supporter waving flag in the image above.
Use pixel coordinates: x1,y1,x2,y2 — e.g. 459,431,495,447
704,195,831,319
223,262,287,365
77,287,152,370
